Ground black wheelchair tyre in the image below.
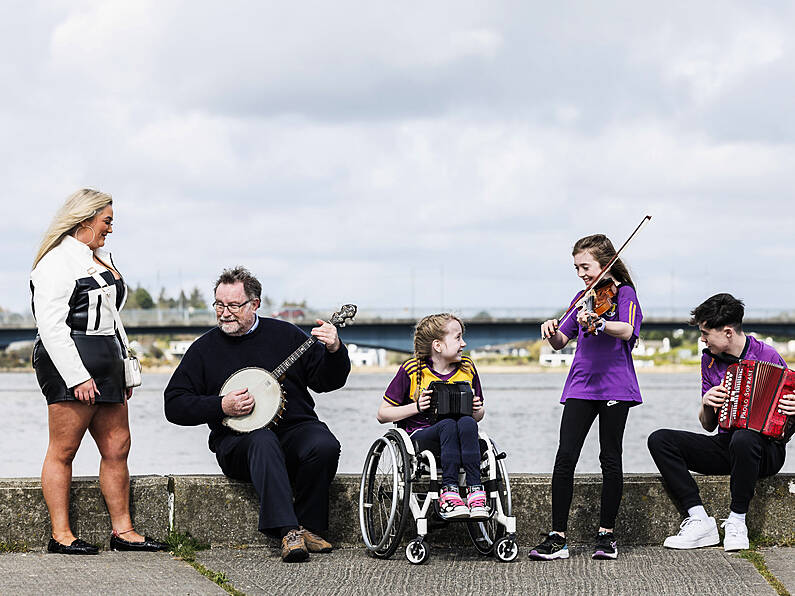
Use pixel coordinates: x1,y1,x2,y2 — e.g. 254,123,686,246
359,432,412,559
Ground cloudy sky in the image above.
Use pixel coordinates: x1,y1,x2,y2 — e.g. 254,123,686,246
2,1,794,319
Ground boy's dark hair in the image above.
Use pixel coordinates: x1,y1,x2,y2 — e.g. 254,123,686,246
689,293,744,332
214,266,262,301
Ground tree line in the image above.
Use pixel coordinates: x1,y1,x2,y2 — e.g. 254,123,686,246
125,286,209,310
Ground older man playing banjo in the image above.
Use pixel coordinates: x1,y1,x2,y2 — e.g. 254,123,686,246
164,266,352,562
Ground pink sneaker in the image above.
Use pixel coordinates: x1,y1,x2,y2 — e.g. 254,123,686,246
467,486,489,519
439,486,469,518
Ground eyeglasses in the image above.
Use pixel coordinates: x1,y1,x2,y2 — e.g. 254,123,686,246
212,299,253,313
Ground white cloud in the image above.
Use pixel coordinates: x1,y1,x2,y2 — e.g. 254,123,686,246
2,1,795,317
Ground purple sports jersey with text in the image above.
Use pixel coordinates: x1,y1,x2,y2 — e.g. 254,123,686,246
558,284,642,403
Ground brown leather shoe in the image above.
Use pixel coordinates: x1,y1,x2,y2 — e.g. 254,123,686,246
299,527,333,553
281,529,309,562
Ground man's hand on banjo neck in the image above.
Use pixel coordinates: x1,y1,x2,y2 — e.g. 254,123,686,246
311,319,341,353
222,388,255,417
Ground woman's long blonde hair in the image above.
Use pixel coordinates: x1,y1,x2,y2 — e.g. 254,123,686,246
412,313,470,400
32,188,113,269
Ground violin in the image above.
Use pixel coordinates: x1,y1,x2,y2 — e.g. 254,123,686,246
581,278,618,336
543,215,651,340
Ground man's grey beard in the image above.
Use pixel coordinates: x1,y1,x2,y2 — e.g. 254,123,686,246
218,319,245,336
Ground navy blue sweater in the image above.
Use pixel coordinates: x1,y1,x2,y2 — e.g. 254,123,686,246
164,317,351,451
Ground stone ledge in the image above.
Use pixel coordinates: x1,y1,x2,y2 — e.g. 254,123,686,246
2,474,793,548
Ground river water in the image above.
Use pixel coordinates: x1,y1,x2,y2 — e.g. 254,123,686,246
1,371,792,477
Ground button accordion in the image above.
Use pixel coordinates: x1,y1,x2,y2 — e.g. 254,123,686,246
427,381,474,423
719,359,795,440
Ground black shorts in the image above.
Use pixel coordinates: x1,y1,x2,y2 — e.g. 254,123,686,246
33,334,126,405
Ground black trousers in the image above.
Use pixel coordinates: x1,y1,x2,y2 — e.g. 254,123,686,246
552,398,631,532
647,428,786,514
213,420,341,536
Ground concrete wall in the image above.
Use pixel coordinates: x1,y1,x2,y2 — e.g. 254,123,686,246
2,474,793,549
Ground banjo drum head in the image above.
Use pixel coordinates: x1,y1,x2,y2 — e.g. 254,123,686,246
220,367,284,433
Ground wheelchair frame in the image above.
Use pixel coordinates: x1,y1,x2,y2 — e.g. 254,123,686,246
358,427,518,564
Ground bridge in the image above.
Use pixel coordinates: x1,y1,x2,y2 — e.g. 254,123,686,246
3,308,795,352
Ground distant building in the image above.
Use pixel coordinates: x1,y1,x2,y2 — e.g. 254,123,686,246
168,340,195,360
539,343,575,367
348,344,387,367
470,345,529,359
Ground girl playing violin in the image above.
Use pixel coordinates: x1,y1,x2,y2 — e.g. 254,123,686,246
529,234,643,561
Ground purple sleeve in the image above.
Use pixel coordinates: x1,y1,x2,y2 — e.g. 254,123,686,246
701,354,719,396
617,285,642,340
472,365,484,400
557,292,582,340
384,367,410,406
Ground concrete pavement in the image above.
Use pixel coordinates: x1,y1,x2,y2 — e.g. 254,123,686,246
0,545,790,595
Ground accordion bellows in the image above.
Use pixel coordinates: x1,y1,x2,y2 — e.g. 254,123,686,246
720,359,795,440
427,381,474,422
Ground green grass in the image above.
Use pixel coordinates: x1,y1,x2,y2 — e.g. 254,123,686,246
167,532,245,596
0,541,28,553
166,531,209,562
189,560,247,596
737,550,790,596
737,533,794,596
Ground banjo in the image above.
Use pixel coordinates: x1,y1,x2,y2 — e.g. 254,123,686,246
220,304,357,433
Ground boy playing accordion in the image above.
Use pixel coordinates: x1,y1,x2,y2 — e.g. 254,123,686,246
648,293,795,551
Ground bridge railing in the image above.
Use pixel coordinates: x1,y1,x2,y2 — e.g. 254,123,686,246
4,307,795,328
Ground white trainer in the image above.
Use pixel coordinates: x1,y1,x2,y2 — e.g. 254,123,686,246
663,516,720,549
721,518,749,551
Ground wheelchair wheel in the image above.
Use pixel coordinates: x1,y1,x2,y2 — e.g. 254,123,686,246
359,433,411,559
494,535,519,562
467,450,512,555
405,539,431,565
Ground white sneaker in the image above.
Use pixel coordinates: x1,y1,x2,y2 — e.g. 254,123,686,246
721,518,749,551
663,516,720,549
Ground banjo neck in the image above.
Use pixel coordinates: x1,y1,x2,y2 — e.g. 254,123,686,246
270,303,358,380
272,336,318,380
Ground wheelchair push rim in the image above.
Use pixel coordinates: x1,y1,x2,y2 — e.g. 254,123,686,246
359,434,411,557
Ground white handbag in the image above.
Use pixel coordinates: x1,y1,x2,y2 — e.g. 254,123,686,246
87,267,142,388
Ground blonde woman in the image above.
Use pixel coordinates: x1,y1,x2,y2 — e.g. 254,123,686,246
31,189,167,554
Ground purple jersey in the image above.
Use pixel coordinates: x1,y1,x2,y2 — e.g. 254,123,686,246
383,357,483,434
558,284,642,403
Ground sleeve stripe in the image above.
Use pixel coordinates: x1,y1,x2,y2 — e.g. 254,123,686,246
383,395,401,406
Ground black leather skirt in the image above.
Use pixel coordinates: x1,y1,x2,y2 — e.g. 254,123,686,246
33,334,126,405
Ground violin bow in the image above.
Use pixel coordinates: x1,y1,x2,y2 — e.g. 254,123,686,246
553,215,652,332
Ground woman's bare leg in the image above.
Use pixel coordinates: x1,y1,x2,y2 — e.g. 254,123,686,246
89,403,145,542
42,402,94,544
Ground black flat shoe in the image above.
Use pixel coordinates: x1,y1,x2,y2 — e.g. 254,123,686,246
110,533,169,552
47,538,99,555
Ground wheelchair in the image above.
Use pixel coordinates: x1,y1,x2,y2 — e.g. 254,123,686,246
358,426,518,564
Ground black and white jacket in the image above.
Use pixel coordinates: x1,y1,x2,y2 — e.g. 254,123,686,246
30,235,127,388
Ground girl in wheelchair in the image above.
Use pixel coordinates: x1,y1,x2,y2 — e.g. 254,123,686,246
376,313,487,519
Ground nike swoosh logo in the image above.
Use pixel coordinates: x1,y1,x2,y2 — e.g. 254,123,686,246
606,400,619,406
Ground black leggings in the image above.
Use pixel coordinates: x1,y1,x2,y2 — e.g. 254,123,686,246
551,398,631,532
